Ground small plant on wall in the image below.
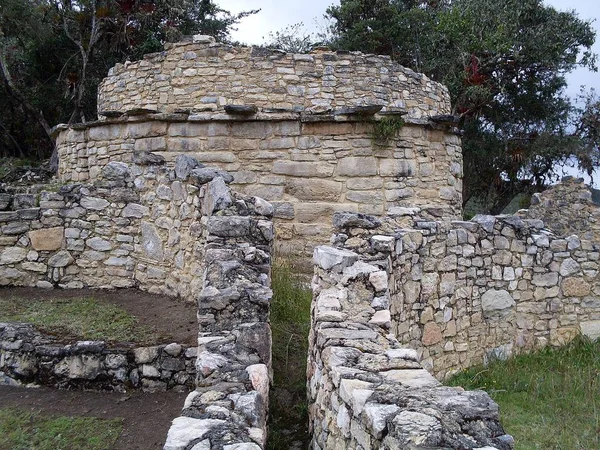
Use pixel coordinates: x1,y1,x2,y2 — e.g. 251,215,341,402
370,116,405,146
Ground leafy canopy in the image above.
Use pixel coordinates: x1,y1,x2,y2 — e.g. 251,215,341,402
326,0,598,213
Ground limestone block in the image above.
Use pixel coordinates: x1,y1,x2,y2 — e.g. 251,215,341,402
272,161,334,178
286,179,343,202
48,250,74,268
336,157,377,177
422,322,443,346
164,418,227,450
581,320,600,340
379,159,416,177
141,221,164,261
313,246,358,271
0,247,28,265
481,289,515,319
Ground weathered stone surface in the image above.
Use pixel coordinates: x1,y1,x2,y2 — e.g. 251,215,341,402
314,246,358,271
481,289,515,318
333,212,381,230
561,277,591,297
29,227,64,251
580,320,600,340
141,221,164,261
80,196,110,210
175,154,201,180
47,250,74,268
102,161,130,179
0,247,28,264
122,203,148,218
190,167,233,185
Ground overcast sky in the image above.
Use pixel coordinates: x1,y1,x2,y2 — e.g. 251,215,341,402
219,0,599,100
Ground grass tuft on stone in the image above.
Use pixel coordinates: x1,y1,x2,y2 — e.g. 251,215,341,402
0,296,154,344
0,408,123,450
447,336,600,450
268,260,312,450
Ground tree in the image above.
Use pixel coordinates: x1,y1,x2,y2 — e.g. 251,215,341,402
326,0,597,213
0,0,257,164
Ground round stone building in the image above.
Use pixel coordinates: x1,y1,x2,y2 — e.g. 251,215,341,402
56,35,463,264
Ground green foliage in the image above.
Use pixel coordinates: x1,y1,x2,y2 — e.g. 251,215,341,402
448,337,600,449
0,295,155,344
265,22,318,53
370,116,405,146
0,408,122,450
326,0,598,213
268,260,312,449
0,0,257,160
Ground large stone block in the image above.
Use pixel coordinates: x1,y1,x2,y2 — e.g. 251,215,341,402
481,289,515,318
286,179,343,202
336,157,378,177
28,227,64,251
272,161,334,178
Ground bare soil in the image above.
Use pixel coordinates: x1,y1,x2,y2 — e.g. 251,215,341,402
0,287,198,449
0,287,198,345
0,385,188,449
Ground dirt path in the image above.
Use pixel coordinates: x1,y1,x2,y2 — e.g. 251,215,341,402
0,385,188,449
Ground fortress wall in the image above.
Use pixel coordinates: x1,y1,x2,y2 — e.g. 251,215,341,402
56,116,462,266
97,40,450,119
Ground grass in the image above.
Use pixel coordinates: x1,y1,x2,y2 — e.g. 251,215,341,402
447,336,600,450
370,116,405,146
0,408,122,450
267,260,313,450
0,296,154,344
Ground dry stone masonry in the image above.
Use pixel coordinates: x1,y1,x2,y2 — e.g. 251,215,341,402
0,323,196,392
310,244,512,449
56,36,463,266
2,34,599,449
0,152,275,449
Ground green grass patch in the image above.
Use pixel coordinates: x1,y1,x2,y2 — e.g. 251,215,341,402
447,337,600,450
0,408,122,450
268,260,312,450
0,296,154,344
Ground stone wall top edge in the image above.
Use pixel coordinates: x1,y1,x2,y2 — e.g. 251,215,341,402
108,40,447,90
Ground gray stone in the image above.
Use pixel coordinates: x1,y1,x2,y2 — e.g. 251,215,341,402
581,320,600,340
86,237,112,251
332,212,381,230
132,151,165,165
472,215,496,233
164,418,226,450
481,289,515,318
174,154,201,180
48,251,74,268
202,177,232,215
122,203,148,218
141,221,164,261
102,161,130,180
80,196,110,210
0,247,28,264
559,258,580,277
391,411,442,445
314,246,359,271
190,167,234,185
207,216,252,238
364,403,401,439
13,194,36,210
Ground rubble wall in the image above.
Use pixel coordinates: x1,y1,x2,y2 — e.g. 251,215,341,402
309,244,513,449
1,323,197,392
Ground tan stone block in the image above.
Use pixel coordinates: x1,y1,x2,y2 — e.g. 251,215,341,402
188,152,236,163
346,177,383,191
273,161,334,178
422,322,443,346
166,138,204,152
336,157,377,177
286,179,342,202
243,184,284,200
29,227,64,251
303,122,354,136
294,202,358,223
379,159,417,177
561,277,591,297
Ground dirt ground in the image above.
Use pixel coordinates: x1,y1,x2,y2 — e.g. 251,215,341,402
0,287,198,345
0,385,188,449
0,286,198,449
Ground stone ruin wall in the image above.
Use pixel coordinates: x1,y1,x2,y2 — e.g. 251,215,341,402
309,243,512,450
0,153,275,449
307,180,600,447
56,38,463,267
